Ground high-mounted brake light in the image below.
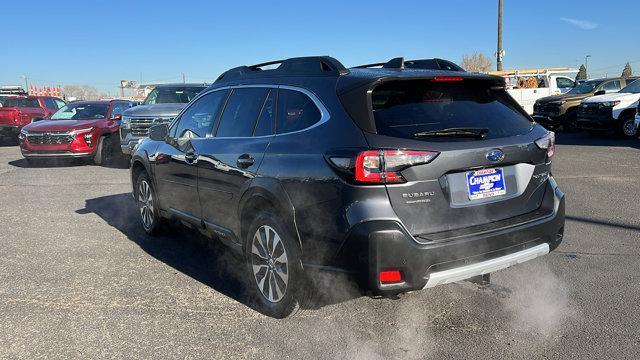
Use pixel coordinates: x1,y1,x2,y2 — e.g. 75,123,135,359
355,150,439,184
535,131,555,159
380,270,403,284
431,76,464,82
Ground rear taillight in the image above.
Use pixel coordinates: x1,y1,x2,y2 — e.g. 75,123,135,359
355,150,439,184
14,110,21,123
535,132,555,159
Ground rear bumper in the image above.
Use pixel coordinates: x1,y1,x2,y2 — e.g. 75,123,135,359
334,178,565,294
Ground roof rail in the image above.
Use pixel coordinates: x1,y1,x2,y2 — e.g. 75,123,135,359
352,57,464,72
215,56,349,82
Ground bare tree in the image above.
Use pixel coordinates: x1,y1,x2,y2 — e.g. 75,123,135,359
62,85,104,100
461,52,494,73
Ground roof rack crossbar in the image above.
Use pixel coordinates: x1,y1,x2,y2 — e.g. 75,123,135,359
215,56,349,83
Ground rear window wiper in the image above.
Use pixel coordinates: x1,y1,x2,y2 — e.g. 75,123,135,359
413,127,489,139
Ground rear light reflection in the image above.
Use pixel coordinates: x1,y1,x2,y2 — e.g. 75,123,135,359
355,150,439,184
380,270,403,284
535,131,555,159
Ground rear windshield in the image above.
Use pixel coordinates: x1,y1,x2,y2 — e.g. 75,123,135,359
143,86,206,105
2,97,40,108
372,80,533,140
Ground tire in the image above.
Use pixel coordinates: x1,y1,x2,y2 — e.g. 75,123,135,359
562,110,579,133
93,136,114,166
619,115,638,138
135,172,166,236
244,210,305,318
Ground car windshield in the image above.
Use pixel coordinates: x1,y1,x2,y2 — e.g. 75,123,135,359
567,80,598,94
619,79,640,94
51,103,109,120
143,86,205,105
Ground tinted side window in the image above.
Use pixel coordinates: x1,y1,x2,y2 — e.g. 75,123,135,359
216,88,270,137
253,89,275,136
110,102,131,117
556,78,575,88
172,91,228,139
43,98,58,109
276,89,321,134
602,80,621,92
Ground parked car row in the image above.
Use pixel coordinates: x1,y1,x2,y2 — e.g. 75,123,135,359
0,83,207,165
533,76,640,137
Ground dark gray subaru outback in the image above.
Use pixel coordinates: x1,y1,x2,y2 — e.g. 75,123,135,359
130,56,565,318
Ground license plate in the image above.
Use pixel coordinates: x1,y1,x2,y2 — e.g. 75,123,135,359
466,168,506,200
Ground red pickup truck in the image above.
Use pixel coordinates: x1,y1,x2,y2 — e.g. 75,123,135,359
0,96,65,142
19,100,135,165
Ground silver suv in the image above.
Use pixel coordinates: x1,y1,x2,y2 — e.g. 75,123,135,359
120,83,206,155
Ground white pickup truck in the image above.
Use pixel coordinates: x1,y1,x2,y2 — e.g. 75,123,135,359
489,68,578,114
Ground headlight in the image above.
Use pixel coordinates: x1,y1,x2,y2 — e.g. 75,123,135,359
549,100,566,105
600,101,621,107
19,128,28,139
70,127,94,135
121,116,132,129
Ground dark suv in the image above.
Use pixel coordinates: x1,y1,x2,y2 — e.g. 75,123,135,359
130,56,565,318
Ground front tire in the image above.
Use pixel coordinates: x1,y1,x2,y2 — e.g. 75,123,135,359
619,115,638,138
245,211,305,318
93,136,114,166
135,172,166,236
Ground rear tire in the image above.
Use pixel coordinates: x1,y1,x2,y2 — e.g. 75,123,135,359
244,210,305,318
135,172,166,236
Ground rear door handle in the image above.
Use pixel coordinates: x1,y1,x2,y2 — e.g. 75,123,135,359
237,154,255,168
185,151,198,164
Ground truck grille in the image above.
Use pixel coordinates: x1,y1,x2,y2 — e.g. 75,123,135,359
27,131,74,145
534,103,560,115
130,117,173,137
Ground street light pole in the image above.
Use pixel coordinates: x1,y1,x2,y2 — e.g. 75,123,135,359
585,55,591,79
496,0,504,71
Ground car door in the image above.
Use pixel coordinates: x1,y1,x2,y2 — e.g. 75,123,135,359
197,87,275,239
153,90,228,223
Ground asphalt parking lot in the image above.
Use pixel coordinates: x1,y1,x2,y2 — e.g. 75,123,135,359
0,133,639,359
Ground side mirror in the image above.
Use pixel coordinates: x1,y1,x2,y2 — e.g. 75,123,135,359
149,123,169,141
594,90,606,96
111,113,122,121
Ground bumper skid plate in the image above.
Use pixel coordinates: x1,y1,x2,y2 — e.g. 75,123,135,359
423,243,549,288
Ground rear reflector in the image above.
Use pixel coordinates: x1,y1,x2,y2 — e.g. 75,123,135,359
432,76,464,82
355,150,439,184
380,270,403,284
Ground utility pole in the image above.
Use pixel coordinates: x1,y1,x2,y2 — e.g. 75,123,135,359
496,0,504,71
182,73,186,83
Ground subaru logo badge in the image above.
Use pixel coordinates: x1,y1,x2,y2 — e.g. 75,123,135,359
486,149,505,163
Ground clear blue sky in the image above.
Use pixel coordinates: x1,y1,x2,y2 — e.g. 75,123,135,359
1,0,637,95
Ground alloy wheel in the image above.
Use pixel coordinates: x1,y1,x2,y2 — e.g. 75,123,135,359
251,225,289,303
138,180,154,230
623,118,637,137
